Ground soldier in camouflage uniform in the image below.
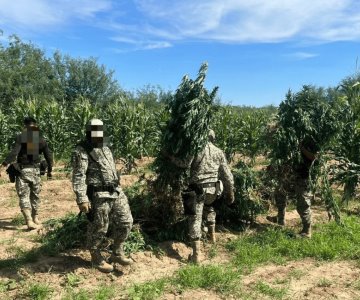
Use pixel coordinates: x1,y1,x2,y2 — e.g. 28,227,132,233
267,143,316,238
71,119,133,273
0,117,53,230
174,130,235,263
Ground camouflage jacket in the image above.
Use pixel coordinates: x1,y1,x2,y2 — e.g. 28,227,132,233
71,144,120,204
190,142,234,189
169,142,234,194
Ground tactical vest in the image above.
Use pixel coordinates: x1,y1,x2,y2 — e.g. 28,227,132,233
79,141,119,188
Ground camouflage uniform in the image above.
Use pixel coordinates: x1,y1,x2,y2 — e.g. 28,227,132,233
273,153,313,231
2,126,52,227
16,167,42,211
186,142,234,241
72,144,133,254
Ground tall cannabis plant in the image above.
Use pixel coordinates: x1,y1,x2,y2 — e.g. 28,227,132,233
154,63,218,224
270,85,341,223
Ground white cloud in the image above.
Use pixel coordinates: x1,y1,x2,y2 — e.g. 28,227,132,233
128,0,360,43
0,0,111,30
142,41,172,50
287,52,319,60
2,0,360,50
110,35,172,51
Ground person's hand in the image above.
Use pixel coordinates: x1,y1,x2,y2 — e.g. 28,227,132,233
78,202,90,213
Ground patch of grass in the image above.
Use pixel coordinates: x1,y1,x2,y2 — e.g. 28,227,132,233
40,213,88,256
0,280,11,293
254,281,288,299
128,278,168,300
62,286,116,300
174,264,240,294
65,273,83,288
27,283,53,300
208,244,218,259
317,278,332,287
10,213,24,226
274,277,289,285
123,225,147,255
62,288,89,300
94,285,116,300
288,268,306,280
352,280,360,290
227,216,360,269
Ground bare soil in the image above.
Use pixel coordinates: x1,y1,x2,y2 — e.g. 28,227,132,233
0,159,359,299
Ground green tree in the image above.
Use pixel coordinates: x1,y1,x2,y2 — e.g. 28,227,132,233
0,35,57,108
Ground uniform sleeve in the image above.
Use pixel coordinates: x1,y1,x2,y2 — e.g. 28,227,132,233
42,140,53,173
2,135,22,166
218,151,234,195
71,147,89,204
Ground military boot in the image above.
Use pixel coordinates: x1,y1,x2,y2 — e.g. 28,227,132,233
22,209,38,230
189,241,202,264
90,250,114,273
208,224,216,243
32,210,41,225
109,241,133,265
266,209,285,226
299,223,312,238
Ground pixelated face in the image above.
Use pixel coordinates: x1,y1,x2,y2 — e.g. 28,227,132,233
86,124,108,147
21,127,40,160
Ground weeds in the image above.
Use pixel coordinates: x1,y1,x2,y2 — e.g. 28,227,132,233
208,244,218,259
227,216,360,269
288,268,306,280
64,273,83,288
254,281,288,299
10,213,24,226
174,264,239,294
128,279,167,300
27,283,53,300
317,278,332,287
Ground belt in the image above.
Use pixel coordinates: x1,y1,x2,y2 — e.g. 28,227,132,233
88,185,118,193
20,164,39,169
201,182,217,188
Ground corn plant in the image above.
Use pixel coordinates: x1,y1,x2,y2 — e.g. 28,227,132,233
68,97,99,146
0,109,11,161
102,99,160,173
332,80,360,203
41,100,71,160
213,106,243,162
238,110,268,165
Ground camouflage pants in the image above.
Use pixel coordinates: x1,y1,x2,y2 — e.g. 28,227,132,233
15,167,41,212
188,193,217,241
87,189,133,251
274,177,312,226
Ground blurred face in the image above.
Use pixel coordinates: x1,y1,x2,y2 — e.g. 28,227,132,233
86,123,106,147
21,127,40,160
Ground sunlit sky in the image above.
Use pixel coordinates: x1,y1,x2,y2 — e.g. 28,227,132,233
1,0,360,106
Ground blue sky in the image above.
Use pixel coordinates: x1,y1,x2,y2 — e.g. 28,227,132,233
1,0,360,106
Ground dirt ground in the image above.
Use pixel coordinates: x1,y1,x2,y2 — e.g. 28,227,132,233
0,160,359,299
